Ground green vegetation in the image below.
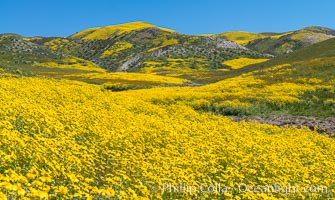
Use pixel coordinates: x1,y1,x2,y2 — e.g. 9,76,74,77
215,26,335,56
195,39,335,118
1,22,335,200
26,23,266,74
1,23,335,118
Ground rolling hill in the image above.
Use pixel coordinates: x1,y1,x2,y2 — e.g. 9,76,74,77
1,22,335,86
0,33,107,77
0,33,192,89
208,37,335,118
27,22,267,74
0,34,62,66
1,22,335,200
216,26,335,56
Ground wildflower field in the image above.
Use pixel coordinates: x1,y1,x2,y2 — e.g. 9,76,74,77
1,52,335,200
1,17,335,200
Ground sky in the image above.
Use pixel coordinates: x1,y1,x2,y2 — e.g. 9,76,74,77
1,0,335,37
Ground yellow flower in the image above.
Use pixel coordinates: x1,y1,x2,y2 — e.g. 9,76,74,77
58,186,68,195
67,173,79,183
26,173,37,180
17,187,26,196
0,192,7,200
0,62,334,200
31,189,48,199
15,167,22,173
40,176,52,183
104,188,115,197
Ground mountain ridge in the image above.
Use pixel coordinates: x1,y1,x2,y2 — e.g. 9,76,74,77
23,22,265,73
1,22,335,85
70,21,176,40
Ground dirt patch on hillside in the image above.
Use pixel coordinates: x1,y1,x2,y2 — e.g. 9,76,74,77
230,116,335,136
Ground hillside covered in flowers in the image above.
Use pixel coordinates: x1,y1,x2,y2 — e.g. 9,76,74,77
0,21,335,199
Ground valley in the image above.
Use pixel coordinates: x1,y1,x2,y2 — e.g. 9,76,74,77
0,21,335,199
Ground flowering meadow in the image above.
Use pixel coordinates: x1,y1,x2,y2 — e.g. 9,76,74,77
1,54,335,200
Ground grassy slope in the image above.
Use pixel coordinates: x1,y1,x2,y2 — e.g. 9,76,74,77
1,73,335,199
28,22,267,77
216,38,335,78
2,24,335,103
216,26,335,56
1,24,335,200
26,23,333,85
132,38,335,119
214,31,269,45
201,38,335,117
0,34,190,89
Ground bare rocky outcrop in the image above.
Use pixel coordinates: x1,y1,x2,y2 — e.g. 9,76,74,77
117,54,142,71
305,34,335,44
150,46,171,57
201,36,247,50
215,39,248,50
0,34,59,56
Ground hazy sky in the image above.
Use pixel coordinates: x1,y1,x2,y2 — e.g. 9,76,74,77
1,0,334,37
